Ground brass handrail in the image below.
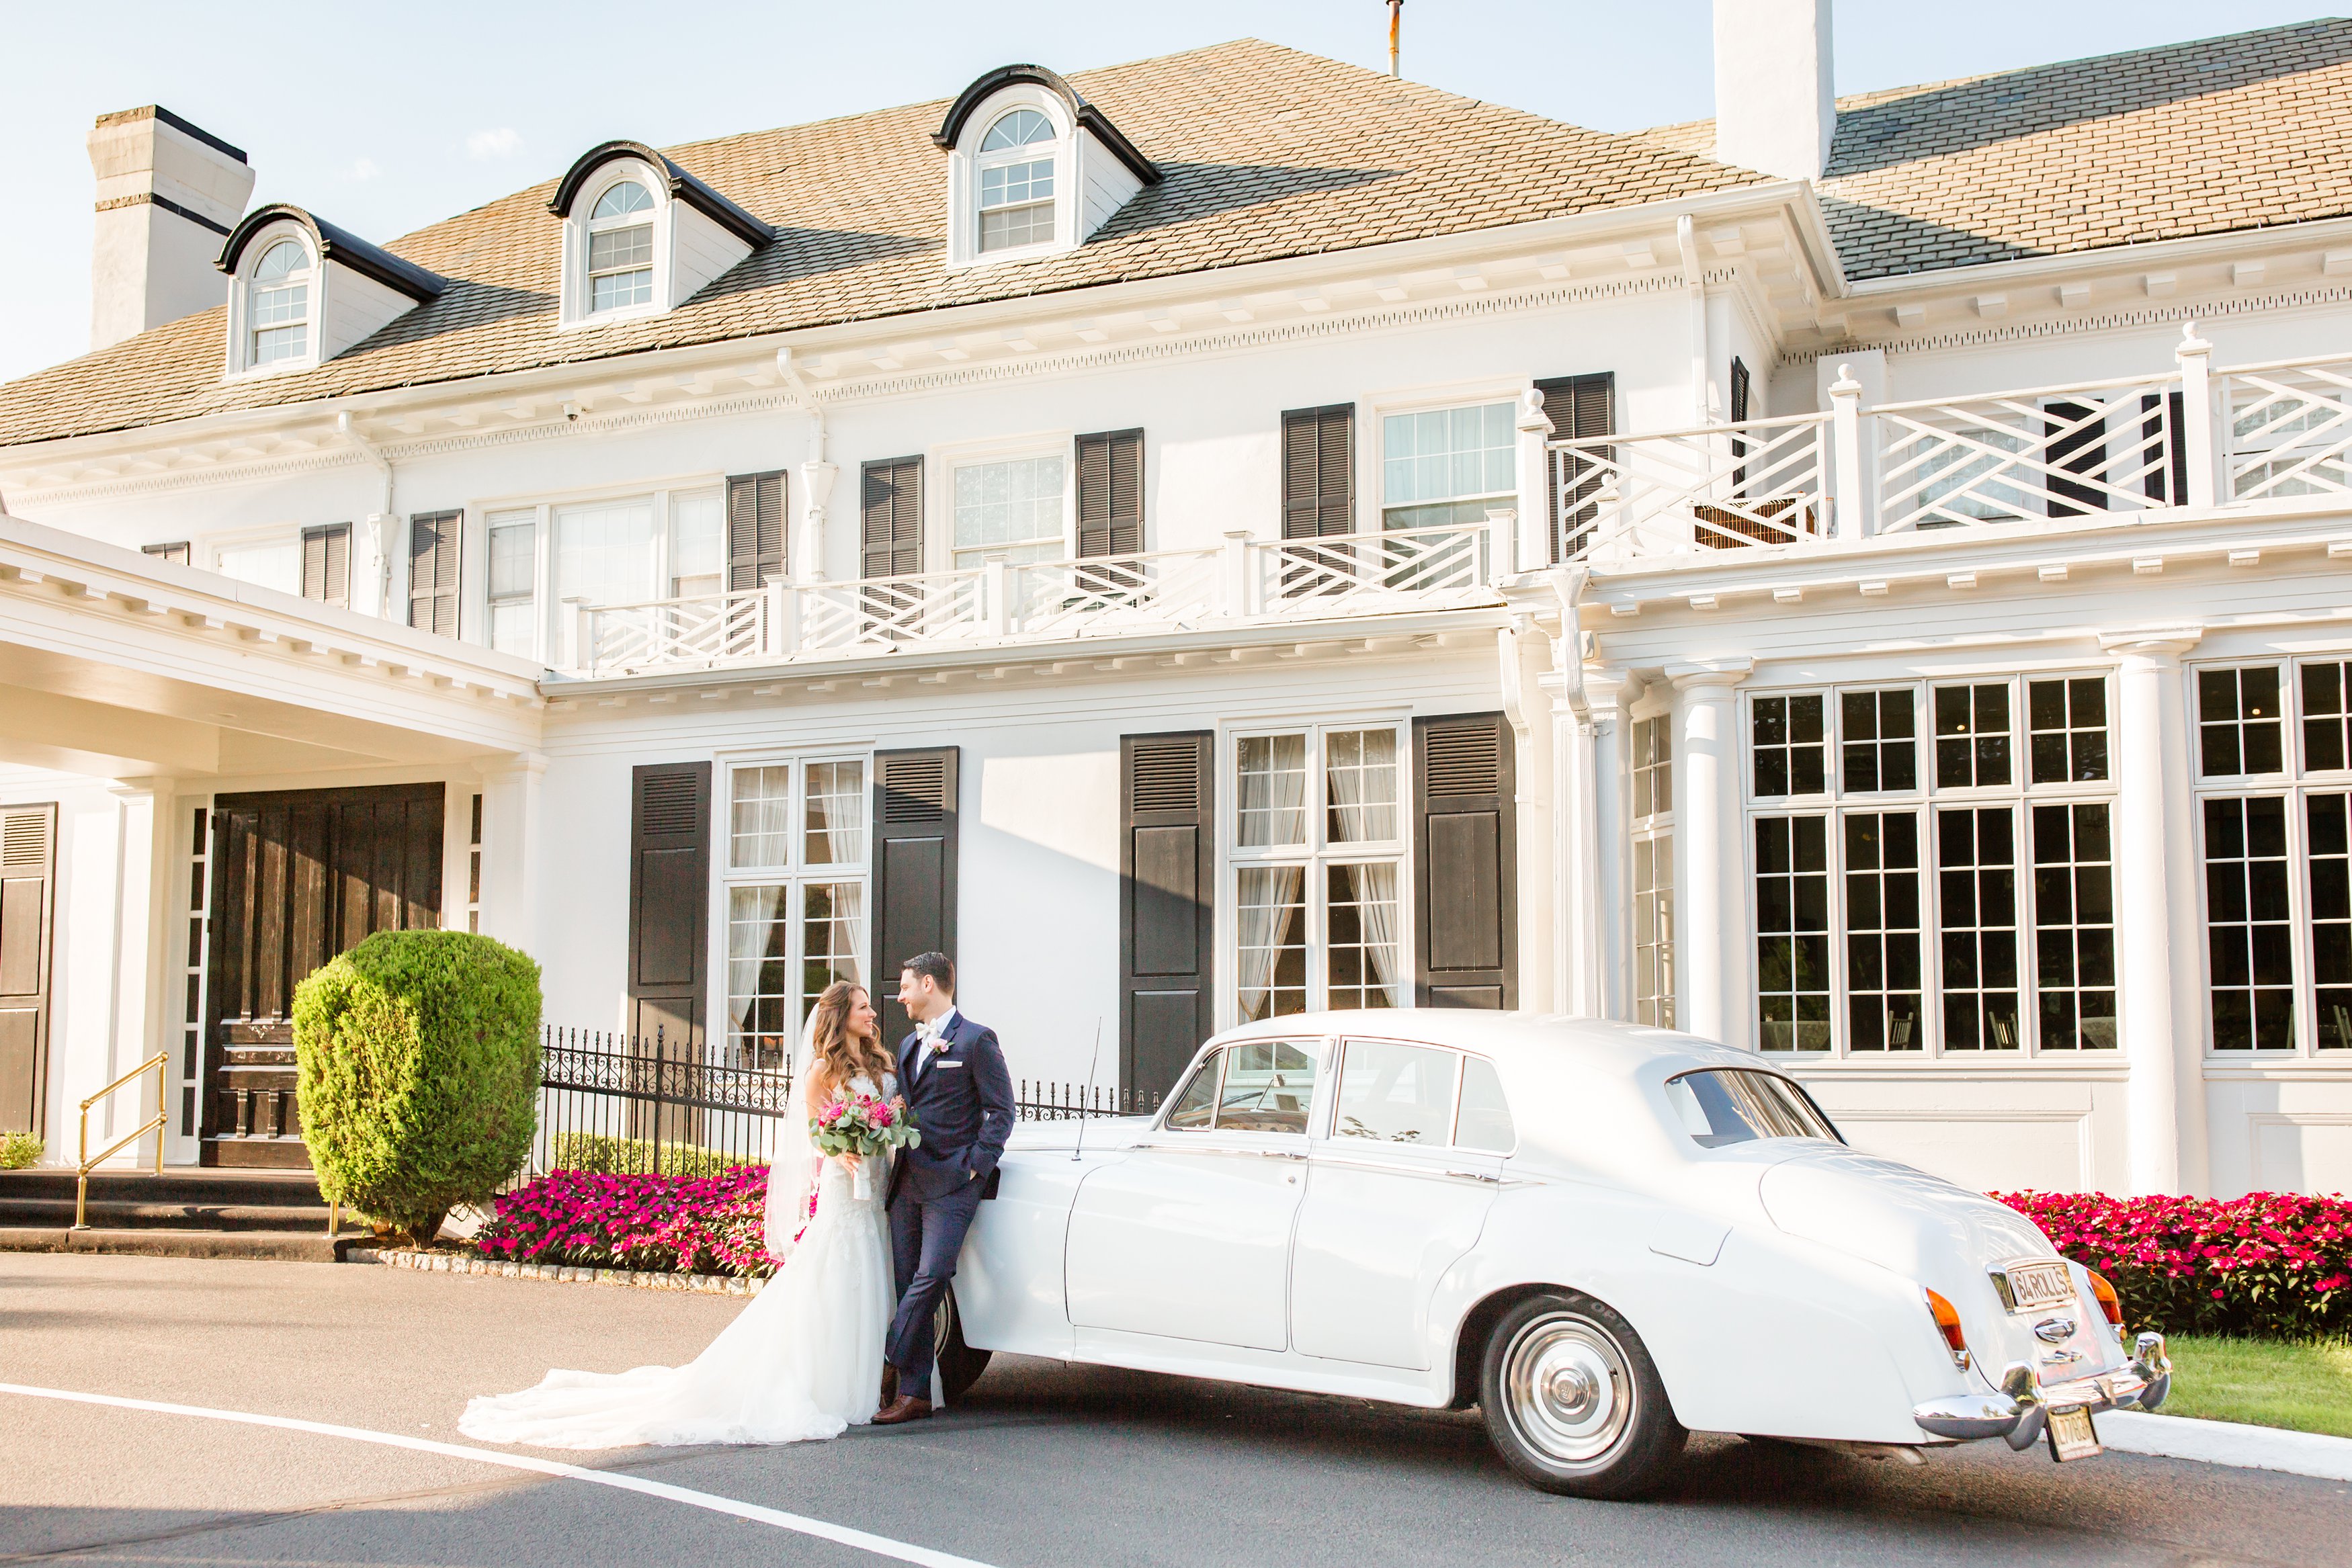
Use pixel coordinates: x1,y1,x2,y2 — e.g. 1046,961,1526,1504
76,1051,168,1229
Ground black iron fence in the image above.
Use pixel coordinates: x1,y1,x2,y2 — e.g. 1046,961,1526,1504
523,1025,1163,1181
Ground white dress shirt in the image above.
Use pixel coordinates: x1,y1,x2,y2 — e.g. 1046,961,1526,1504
915,1006,960,1073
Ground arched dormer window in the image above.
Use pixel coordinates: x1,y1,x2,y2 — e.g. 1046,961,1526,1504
976,110,1058,254
249,239,313,365
935,67,1159,272
549,141,771,330
587,179,657,312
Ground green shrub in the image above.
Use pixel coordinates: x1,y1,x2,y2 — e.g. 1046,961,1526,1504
296,930,541,1246
550,1132,757,1179
0,1131,41,1170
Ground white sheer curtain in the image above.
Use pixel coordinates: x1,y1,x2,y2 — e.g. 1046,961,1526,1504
1236,865,1304,1021
1349,862,1402,1006
806,760,865,867
1238,735,1308,846
1325,729,1397,844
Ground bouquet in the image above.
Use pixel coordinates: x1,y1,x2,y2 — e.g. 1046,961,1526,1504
811,1092,921,1201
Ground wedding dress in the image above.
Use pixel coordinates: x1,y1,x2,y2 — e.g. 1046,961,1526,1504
458,1034,894,1450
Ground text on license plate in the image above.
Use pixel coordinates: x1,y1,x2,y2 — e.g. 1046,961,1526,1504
2004,1260,2075,1310
2046,1404,2101,1463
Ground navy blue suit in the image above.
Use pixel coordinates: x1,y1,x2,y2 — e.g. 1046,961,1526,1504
885,1010,1014,1399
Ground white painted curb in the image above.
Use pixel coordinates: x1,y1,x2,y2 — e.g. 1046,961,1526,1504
2100,1410,2352,1483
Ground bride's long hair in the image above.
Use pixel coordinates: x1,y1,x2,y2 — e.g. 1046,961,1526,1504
804,982,893,1106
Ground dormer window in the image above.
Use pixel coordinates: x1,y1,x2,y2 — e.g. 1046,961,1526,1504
935,64,1161,272
549,141,772,329
977,110,1056,254
587,180,657,312
248,240,312,365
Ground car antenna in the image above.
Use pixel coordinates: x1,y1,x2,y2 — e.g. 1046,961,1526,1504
1073,1015,1103,1162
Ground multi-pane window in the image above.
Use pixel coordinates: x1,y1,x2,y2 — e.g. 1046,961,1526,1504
2301,662,2352,772
2309,793,2352,1049
2029,677,2110,783
1380,403,1516,531
1746,674,2113,1056
2199,665,2285,777
1935,683,2013,788
1938,807,2022,1049
487,509,537,658
671,490,724,598
954,455,1066,568
249,240,310,365
1841,691,1917,793
977,108,1056,253
1631,714,1674,1027
1752,693,1827,797
722,758,869,1068
587,181,656,312
2203,795,2294,1050
1231,724,1406,1022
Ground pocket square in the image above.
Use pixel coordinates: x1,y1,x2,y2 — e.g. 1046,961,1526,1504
935,1059,965,1069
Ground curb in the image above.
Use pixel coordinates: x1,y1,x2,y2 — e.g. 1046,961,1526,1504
347,1246,769,1297
2100,1410,2352,1483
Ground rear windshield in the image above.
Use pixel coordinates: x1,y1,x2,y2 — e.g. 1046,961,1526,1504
1665,1070,1843,1149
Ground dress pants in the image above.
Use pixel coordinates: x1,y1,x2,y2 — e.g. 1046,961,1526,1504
885,1177,983,1401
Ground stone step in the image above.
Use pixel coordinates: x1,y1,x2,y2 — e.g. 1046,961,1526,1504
0,1226,349,1264
0,1196,334,1231
0,1169,327,1207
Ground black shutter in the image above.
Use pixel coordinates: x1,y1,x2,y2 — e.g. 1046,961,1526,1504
1078,429,1145,558
1728,358,1752,496
2046,400,2107,517
726,470,788,591
2141,392,2189,505
1413,713,1517,1009
142,541,190,565
871,747,958,1046
1280,404,1354,539
628,763,710,1051
861,458,923,580
1122,732,1212,1102
408,511,462,637
300,523,350,608
1536,372,1615,562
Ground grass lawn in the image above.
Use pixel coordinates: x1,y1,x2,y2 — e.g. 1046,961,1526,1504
2160,1335,2352,1438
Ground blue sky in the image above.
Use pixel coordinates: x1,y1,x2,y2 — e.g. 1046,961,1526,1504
1,0,2337,386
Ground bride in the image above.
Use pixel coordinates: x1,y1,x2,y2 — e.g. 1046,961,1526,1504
458,980,896,1448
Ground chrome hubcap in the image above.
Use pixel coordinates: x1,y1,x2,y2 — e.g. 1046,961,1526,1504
1504,1313,1634,1467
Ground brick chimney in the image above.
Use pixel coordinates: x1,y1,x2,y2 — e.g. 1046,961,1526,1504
87,107,254,352
1712,0,1837,183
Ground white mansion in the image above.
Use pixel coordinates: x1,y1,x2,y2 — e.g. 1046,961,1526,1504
1,2,2349,1199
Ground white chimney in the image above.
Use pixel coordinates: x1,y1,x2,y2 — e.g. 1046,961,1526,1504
87,106,254,352
1712,0,1837,183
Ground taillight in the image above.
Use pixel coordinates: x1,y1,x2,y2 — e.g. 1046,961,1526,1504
2086,1270,2124,1328
1924,1288,1970,1369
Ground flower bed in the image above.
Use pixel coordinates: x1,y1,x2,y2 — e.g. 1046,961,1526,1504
1998,1190,2352,1340
474,1166,776,1278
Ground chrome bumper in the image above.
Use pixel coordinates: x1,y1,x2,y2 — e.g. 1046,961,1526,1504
1913,1332,2171,1448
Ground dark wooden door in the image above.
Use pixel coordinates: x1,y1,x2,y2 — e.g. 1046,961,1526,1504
203,783,445,1168
0,805,56,1138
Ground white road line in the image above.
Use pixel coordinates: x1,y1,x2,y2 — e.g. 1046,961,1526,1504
0,1383,1001,1568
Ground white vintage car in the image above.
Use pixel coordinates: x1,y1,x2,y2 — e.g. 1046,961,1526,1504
942,1012,2172,1497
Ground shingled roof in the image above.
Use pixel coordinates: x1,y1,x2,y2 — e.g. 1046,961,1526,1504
0,38,1762,449
1644,19,2352,282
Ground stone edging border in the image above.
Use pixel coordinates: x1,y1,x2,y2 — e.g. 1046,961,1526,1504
347,1246,769,1297
2100,1410,2352,1483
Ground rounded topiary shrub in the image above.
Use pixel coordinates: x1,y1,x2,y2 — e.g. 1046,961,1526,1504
295,930,542,1246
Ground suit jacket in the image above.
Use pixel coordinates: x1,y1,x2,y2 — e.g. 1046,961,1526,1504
889,1010,1015,1205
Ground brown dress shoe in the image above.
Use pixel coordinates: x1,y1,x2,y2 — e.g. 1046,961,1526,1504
880,1364,898,1407
871,1394,933,1426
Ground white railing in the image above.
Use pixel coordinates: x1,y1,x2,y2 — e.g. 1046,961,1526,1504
1544,331,2352,566
570,518,1505,675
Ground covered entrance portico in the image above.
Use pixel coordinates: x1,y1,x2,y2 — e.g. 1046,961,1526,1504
0,511,545,1169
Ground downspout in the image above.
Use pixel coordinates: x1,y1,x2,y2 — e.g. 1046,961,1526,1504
335,411,396,619
1499,589,1567,1016
775,347,837,582
1550,568,1603,1016
1676,214,1713,426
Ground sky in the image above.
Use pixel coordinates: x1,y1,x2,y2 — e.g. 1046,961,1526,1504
1,0,2339,386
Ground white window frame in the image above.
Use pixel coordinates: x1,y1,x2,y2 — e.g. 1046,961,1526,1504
204,523,306,595
466,474,723,663
943,85,1076,271
1220,717,1413,1029
484,507,543,660
224,222,321,378
1737,671,2119,1063
560,162,670,330
712,750,874,1070
1628,705,1675,1029
974,109,1059,258
1365,380,1529,538
926,431,1075,574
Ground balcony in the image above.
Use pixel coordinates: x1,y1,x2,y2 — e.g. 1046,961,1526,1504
566,519,1507,677
1547,334,2352,564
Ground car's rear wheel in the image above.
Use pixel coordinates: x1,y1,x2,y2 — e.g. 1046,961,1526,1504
933,1290,991,1404
1479,1291,1685,1498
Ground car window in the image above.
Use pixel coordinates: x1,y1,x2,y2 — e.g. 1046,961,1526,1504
1216,1040,1317,1134
1453,1055,1515,1152
1665,1068,1843,1148
1332,1039,1456,1144
1164,1053,1222,1130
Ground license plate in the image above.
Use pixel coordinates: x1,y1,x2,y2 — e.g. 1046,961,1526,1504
2003,1260,2075,1311
2046,1404,2101,1463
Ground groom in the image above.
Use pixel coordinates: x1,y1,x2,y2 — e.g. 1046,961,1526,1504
874,951,1013,1426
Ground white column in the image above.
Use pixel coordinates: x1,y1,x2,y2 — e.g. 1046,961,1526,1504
103,779,173,1163
1513,387,1556,574
1578,668,1634,1019
477,753,546,959
1498,619,1556,1014
1669,660,1753,1045
2101,628,2210,1195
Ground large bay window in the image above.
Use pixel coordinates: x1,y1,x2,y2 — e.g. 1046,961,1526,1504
1232,724,1406,1021
722,758,869,1068
1747,674,2115,1056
